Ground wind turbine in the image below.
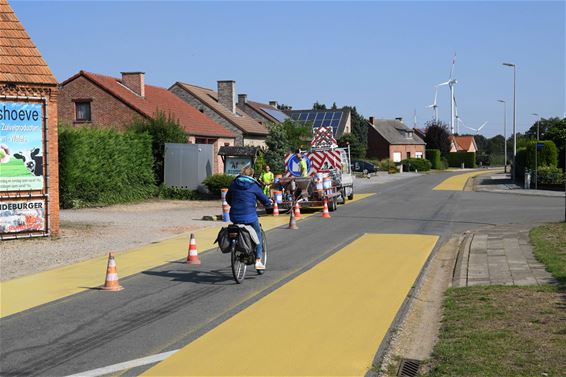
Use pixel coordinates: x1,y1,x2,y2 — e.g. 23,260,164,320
437,54,458,134
465,121,488,135
426,86,439,122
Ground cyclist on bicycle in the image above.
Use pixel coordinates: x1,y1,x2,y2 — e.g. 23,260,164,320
226,166,272,270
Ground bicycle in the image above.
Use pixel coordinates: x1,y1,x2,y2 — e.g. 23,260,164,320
227,224,267,284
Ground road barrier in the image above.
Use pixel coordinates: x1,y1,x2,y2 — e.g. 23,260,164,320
322,198,331,219
186,233,201,265
288,208,299,229
294,201,302,220
101,253,124,291
221,188,230,222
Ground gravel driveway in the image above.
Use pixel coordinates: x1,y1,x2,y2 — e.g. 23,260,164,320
0,173,422,281
0,199,221,281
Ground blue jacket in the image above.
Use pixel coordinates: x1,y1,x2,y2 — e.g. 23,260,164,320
226,175,271,224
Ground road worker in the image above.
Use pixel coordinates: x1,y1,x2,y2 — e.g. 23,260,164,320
259,164,274,196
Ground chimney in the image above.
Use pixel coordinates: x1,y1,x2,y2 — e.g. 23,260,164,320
121,72,145,97
218,80,236,113
269,101,278,108
368,116,375,125
395,117,404,122
238,94,247,107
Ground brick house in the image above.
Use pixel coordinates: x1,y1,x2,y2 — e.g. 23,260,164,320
236,96,289,125
0,0,60,238
367,117,426,162
58,71,236,174
169,81,268,147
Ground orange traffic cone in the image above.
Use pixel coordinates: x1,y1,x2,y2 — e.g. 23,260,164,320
101,253,124,291
288,208,299,229
322,197,331,219
294,201,302,220
187,233,201,264
273,201,279,216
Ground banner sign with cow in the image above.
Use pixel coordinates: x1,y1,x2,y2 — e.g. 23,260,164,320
0,199,46,234
0,102,44,192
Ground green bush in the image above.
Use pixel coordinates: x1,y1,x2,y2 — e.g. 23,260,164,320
425,149,441,169
440,157,448,170
128,111,188,184
59,126,156,208
401,158,431,172
378,159,396,173
446,152,476,168
158,185,204,200
513,148,527,179
202,174,235,197
526,140,558,169
536,166,564,185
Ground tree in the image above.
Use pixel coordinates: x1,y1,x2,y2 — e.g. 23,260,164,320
338,133,364,159
424,120,451,155
280,119,312,152
264,123,289,174
342,106,367,158
277,103,292,110
312,101,327,110
526,117,566,168
128,111,187,184
331,102,338,110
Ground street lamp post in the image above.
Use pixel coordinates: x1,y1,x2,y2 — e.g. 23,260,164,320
497,99,507,173
502,62,516,180
532,113,540,190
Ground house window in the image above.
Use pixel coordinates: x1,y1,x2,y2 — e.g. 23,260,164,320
393,152,402,162
415,152,423,158
75,101,91,122
195,137,217,144
407,151,411,158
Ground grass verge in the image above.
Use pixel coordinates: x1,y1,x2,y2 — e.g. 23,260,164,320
421,223,566,377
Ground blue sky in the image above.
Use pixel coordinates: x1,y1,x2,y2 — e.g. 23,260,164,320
11,0,565,137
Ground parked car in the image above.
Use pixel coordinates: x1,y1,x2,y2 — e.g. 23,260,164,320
351,160,378,173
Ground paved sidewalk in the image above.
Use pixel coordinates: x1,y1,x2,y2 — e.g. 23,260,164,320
474,172,565,197
453,224,556,287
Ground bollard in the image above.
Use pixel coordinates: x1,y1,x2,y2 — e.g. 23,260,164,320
220,188,230,222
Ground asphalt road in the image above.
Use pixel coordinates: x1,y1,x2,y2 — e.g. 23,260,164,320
0,172,563,376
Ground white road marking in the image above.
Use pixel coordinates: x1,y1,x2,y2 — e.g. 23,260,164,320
64,349,178,377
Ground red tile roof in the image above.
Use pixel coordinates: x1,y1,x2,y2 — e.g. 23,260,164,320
62,71,235,138
174,82,268,136
0,0,57,85
450,135,476,152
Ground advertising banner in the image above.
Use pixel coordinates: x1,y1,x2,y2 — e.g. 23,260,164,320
0,102,44,192
225,157,251,176
0,199,46,234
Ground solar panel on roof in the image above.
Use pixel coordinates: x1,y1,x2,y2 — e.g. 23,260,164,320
261,107,289,122
307,113,316,120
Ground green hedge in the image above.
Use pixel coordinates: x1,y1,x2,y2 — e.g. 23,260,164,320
202,174,235,197
425,149,441,169
59,126,156,208
446,152,476,168
401,158,431,172
526,140,558,169
537,166,564,185
158,185,204,200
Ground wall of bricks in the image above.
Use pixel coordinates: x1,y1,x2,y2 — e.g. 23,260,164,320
389,144,426,161
1,85,60,238
170,85,244,146
58,76,145,130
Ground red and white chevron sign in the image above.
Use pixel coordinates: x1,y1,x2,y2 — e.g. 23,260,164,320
284,150,342,176
309,150,342,173
311,127,337,150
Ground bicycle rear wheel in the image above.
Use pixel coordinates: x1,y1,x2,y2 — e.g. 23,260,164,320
257,228,267,275
231,245,246,284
